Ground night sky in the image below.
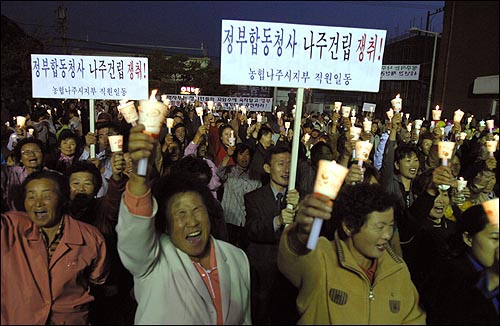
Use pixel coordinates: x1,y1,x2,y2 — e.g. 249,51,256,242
2,1,444,62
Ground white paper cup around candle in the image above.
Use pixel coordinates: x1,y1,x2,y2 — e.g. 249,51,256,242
350,126,362,140
341,106,351,118
284,121,291,129
207,101,214,112
459,132,467,141
405,113,410,120
432,109,442,121
240,106,247,116
350,116,356,127
108,135,123,153
118,101,139,125
307,160,349,250
277,111,283,119
386,109,394,121
166,118,174,134
247,118,252,126
355,141,373,166
256,113,262,123
407,123,412,132
457,177,468,192
438,141,455,166
414,119,423,130
467,116,473,125
391,94,402,112
28,128,34,136
334,102,342,112
482,198,499,226
16,116,26,128
486,140,498,156
486,119,495,131
304,133,311,143
453,109,464,123
363,119,372,133
195,107,204,125
137,95,168,176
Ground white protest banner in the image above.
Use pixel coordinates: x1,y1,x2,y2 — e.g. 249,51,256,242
31,54,149,100
380,65,420,80
221,20,386,92
164,94,274,112
362,103,376,112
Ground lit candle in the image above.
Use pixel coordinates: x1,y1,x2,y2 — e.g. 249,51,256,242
195,107,204,125
257,113,262,123
438,141,455,166
363,118,372,133
118,98,138,126
166,118,174,134
405,113,410,120
350,116,356,127
486,119,495,132
247,118,252,126
432,105,441,121
391,94,402,112
334,101,342,113
386,108,394,121
453,109,464,123
240,106,247,116
407,122,412,132
467,115,473,125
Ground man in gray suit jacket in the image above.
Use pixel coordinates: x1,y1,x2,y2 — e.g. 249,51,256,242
116,123,251,325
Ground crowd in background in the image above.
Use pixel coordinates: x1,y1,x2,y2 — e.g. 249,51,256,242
1,94,498,325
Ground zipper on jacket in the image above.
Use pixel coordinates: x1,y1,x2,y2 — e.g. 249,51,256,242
368,286,374,323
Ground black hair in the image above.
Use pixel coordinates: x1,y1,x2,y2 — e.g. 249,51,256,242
264,145,290,165
232,142,253,162
152,174,227,241
333,183,398,241
65,160,103,196
394,143,420,164
218,124,234,139
310,142,333,168
57,129,80,147
257,126,273,142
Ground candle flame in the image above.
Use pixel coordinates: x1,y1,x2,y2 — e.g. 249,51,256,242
149,89,158,101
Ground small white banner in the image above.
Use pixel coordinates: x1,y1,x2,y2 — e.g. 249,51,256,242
362,103,377,112
380,64,420,80
163,94,274,112
31,54,149,100
220,20,386,92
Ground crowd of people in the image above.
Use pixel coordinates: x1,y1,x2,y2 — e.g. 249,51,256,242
1,95,498,325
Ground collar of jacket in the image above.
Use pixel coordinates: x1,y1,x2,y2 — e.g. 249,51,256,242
334,230,404,283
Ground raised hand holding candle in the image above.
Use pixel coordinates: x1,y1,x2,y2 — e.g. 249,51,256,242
391,94,402,112
341,106,351,118
355,140,373,168
407,122,412,132
166,118,174,134
350,116,356,127
350,126,362,141
240,106,247,116
460,132,467,141
486,140,498,156
256,113,262,123
363,118,372,133
307,160,349,250
137,89,168,176
108,135,123,153
207,101,214,112
284,121,291,135
453,109,464,123
334,101,342,113
228,130,236,146
405,113,410,121
247,118,252,126
386,108,394,121
16,116,26,128
432,105,442,121
467,116,473,125
195,107,204,125
486,119,495,132
438,141,455,166
118,99,139,126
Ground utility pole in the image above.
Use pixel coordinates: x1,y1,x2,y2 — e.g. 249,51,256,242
426,7,444,31
56,1,68,54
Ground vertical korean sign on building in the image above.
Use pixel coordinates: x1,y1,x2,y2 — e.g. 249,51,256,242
220,19,387,92
31,54,149,100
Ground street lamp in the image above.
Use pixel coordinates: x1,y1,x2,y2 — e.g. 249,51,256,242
409,27,440,120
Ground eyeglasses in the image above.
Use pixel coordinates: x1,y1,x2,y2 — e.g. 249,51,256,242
21,149,42,156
